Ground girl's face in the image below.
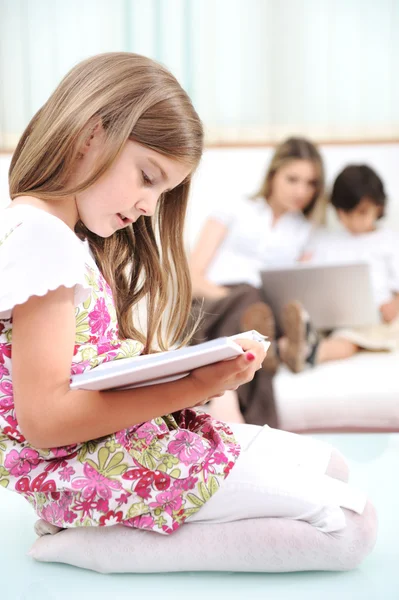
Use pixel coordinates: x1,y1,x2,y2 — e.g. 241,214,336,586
73,129,191,237
269,159,318,214
337,197,381,235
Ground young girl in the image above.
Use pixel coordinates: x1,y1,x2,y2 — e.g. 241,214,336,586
0,53,376,571
189,138,325,423
280,164,399,372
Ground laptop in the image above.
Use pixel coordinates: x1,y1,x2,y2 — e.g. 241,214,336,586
260,262,380,330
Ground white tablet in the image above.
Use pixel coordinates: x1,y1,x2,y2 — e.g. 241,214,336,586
70,330,269,391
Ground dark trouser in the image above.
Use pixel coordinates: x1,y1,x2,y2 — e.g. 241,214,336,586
190,284,278,428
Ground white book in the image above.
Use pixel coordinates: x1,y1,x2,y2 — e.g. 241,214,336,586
70,330,270,391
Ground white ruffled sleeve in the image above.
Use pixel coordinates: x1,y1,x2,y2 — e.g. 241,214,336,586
0,209,91,319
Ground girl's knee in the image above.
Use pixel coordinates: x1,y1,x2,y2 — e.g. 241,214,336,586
337,500,378,570
357,500,378,557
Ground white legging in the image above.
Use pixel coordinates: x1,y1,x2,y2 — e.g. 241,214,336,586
33,424,377,573
187,424,367,533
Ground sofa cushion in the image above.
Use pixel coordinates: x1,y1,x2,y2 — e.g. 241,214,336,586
275,352,399,432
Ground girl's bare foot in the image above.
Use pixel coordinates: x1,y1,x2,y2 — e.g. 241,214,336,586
34,519,63,537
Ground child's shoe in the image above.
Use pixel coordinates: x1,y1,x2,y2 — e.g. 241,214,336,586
240,302,280,374
279,301,320,373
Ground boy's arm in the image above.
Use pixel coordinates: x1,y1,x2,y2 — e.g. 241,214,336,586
380,293,399,323
380,232,399,322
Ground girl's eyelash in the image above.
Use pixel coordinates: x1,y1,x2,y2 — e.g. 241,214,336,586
141,171,153,186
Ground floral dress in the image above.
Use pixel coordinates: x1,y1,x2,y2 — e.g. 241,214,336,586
0,205,240,534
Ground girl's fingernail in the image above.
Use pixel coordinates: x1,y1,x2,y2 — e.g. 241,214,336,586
246,352,256,361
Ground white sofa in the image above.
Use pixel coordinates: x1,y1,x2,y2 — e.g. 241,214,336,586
275,351,399,432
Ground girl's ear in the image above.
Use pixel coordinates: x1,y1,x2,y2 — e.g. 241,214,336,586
80,120,104,155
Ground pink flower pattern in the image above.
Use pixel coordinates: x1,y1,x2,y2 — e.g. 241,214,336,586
88,298,111,336
4,448,40,477
135,422,159,445
125,514,155,530
0,233,241,534
167,430,208,465
0,380,13,414
0,364,9,377
150,490,183,516
59,466,76,482
0,343,11,364
72,463,122,499
41,502,65,527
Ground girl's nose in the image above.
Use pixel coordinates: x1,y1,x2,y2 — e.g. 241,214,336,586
136,190,159,217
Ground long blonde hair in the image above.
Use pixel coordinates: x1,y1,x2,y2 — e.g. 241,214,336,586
9,52,203,353
254,137,325,219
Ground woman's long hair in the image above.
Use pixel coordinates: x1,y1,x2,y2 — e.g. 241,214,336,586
253,137,325,220
9,52,204,352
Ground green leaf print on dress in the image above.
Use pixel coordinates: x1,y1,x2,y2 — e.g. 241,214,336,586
85,447,128,478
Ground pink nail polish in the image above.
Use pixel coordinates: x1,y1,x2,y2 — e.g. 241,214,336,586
246,352,256,361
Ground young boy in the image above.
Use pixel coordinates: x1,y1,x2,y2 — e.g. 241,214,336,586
279,164,399,372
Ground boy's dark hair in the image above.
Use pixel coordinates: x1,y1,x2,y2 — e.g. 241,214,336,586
330,164,386,218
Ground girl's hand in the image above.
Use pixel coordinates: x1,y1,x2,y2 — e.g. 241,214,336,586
380,297,399,323
188,339,266,407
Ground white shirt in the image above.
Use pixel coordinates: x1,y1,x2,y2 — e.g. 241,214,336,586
307,227,399,307
0,204,90,319
206,197,313,287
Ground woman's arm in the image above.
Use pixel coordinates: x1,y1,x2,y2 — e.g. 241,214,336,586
12,286,263,448
189,218,230,300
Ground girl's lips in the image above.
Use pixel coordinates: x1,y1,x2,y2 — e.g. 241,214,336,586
116,213,125,228
116,213,134,226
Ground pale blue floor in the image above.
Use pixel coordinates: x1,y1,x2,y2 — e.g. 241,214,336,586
1,433,398,600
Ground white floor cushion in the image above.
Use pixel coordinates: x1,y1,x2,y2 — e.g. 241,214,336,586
29,511,376,574
275,352,399,432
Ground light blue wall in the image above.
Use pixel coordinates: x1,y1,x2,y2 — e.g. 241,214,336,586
1,0,398,146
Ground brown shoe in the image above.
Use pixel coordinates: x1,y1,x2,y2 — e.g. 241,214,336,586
279,301,320,373
240,302,279,374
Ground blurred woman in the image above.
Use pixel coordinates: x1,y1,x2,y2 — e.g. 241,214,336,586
189,137,325,425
